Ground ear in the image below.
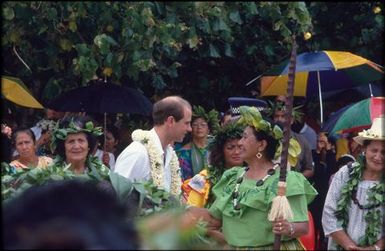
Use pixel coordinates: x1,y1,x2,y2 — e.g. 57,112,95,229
258,139,268,152
165,116,174,127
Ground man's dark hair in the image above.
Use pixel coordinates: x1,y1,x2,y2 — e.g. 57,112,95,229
152,96,191,125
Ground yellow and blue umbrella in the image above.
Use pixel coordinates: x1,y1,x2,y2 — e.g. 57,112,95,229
2,75,44,109
259,51,384,124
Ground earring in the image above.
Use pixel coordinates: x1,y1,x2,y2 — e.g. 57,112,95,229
256,152,262,159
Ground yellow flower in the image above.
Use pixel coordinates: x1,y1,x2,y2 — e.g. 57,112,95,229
103,67,113,77
304,32,312,41
373,6,381,14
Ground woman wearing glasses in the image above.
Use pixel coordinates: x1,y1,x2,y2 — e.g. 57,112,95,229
176,106,220,181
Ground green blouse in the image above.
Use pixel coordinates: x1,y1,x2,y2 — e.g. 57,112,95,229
208,166,317,248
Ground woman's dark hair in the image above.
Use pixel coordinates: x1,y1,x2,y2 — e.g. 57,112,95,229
11,127,36,145
209,122,243,168
54,115,98,160
99,124,120,146
250,119,279,160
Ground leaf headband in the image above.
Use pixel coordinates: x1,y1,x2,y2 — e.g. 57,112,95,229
51,119,103,152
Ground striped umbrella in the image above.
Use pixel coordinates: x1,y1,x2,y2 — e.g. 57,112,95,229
322,96,385,136
259,51,384,124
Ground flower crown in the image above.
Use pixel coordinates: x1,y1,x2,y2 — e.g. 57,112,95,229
192,105,220,134
237,106,301,167
237,106,283,141
208,122,244,151
50,119,103,152
266,100,304,123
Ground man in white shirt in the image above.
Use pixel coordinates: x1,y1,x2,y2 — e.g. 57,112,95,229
114,96,192,194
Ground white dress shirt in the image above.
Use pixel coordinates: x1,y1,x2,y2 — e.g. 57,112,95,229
114,128,174,192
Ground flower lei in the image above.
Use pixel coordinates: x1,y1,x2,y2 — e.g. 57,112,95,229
36,119,57,132
335,155,385,249
131,129,181,197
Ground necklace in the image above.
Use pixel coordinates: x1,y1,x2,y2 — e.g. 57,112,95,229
132,129,181,196
335,156,385,248
351,188,382,210
232,164,278,210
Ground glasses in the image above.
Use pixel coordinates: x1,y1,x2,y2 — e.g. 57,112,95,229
191,123,208,128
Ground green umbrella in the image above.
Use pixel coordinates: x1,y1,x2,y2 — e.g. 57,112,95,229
322,97,385,135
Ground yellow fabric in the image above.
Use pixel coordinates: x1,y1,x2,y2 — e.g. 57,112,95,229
260,72,308,96
1,76,44,109
324,51,369,70
10,156,53,170
183,169,211,207
335,137,349,160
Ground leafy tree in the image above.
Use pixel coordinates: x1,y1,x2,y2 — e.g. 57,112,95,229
1,2,383,122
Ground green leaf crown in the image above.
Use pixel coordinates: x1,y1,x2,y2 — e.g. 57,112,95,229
192,105,220,134
51,118,103,152
237,106,283,141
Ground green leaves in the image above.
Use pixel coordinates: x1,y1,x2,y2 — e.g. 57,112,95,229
2,7,15,20
93,34,118,55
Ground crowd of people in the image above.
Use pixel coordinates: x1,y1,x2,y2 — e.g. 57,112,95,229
1,94,384,250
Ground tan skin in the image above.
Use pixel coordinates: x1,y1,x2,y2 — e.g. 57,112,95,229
182,117,210,151
155,104,192,151
223,139,243,168
330,140,384,250
184,126,309,246
14,131,39,168
273,109,314,178
64,133,90,174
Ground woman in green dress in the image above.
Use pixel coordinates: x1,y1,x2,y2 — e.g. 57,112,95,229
184,106,317,250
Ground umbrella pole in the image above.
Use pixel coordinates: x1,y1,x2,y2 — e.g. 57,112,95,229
369,83,373,97
317,71,324,126
104,112,107,152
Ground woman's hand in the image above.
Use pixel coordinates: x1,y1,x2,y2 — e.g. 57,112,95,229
272,220,308,238
102,152,110,167
272,219,293,237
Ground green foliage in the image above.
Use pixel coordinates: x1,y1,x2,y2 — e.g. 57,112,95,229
2,2,382,116
335,156,385,248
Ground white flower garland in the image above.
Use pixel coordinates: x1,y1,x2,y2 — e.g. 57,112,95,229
131,129,181,196
36,119,57,132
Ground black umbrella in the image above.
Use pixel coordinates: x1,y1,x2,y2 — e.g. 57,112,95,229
48,79,153,151
48,79,152,115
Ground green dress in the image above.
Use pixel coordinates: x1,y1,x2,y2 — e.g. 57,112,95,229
208,166,318,248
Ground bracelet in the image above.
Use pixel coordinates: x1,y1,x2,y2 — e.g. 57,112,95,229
373,244,380,251
289,223,295,237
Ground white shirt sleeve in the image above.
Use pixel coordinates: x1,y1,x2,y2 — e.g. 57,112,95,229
114,141,151,182
322,165,348,236
108,152,116,171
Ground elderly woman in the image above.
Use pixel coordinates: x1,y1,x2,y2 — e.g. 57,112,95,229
322,116,384,250
184,106,317,249
176,105,220,181
10,128,53,170
50,115,109,179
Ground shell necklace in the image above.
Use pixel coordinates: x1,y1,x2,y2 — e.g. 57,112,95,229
232,164,278,210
